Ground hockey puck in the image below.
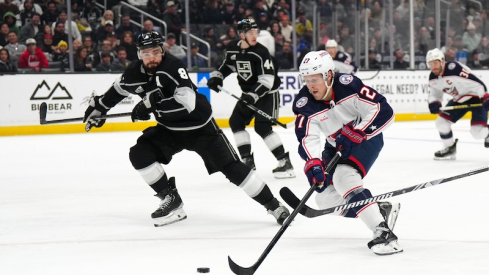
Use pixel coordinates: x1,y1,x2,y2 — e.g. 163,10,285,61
197,267,210,273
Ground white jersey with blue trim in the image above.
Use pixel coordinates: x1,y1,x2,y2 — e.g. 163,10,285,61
293,73,395,160
333,51,358,74
428,61,487,104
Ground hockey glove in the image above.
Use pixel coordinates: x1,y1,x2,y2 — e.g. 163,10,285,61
304,158,331,192
429,101,442,114
131,91,161,122
241,92,259,105
83,95,110,132
335,123,366,159
207,71,223,92
482,94,489,111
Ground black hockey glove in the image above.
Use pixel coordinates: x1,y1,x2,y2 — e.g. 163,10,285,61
131,91,161,122
241,92,259,105
482,94,489,111
83,95,110,132
207,71,223,92
334,123,366,159
428,102,441,114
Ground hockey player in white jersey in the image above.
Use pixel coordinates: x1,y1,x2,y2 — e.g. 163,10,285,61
325,39,358,74
293,50,401,255
426,48,489,160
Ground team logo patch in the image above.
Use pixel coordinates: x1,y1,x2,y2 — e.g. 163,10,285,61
339,74,354,84
338,53,344,59
448,63,456,70
237,61,252,81
296,97,308,108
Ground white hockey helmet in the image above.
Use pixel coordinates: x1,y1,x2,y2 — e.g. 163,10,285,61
299,50,335,80
426,48,445,68
325,39,338,48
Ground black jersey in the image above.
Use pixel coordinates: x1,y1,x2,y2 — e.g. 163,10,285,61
218,40,281,97
99,53,213,131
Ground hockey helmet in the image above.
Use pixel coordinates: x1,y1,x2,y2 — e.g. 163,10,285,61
299,50,335,80
136,31,164,51
325,39,338,48
236,19,259,34
426,48,445,68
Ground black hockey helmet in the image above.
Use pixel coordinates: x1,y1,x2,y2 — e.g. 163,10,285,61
136,31,164,51
236,19,259,34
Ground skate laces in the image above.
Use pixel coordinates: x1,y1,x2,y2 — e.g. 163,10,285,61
373,223,390,239
159,194,174,209
269,204,288,219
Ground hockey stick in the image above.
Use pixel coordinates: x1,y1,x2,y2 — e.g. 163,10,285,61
359,69,381,81
39,102,132,125
217,85,292,129
440,103,483,111
228,152,342,275
280,166,489,218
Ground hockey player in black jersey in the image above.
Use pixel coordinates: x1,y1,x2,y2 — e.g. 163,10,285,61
426,48,489,160
82,31,290,227
207,19,295,179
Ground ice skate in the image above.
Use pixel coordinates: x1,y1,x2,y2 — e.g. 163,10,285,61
378,201,401,230
242,153,256,170
434,138,458,160
272,152,296,179
368,222,403,255
485,133,489,148
152,177,187,227
264,198,290,225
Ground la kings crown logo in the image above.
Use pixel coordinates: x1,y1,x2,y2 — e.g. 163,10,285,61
237,61,252,81
31,80,73,112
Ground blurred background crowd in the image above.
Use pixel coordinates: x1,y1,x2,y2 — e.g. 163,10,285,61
1,0,489,73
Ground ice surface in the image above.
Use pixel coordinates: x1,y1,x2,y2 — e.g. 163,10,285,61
1,121,488,274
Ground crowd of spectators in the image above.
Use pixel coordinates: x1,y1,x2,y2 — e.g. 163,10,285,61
2,0,489,73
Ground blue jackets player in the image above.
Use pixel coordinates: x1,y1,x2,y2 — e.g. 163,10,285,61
325,39,358,74
426,48,489,160
293,50,401,255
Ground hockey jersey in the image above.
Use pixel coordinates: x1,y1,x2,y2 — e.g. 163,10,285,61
428,61,487,104
293,74,394,161
99,53,213,131
333,51,358,74
217,40,280,97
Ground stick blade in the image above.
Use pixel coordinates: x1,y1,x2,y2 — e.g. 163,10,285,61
39,102,47,124
228,256,257,275
279,187,306,215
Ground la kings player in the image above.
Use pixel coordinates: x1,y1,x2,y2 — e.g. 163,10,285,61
83,31,290,227
426,48,489,160
294,50,402,255
325,39,358,74
207,19,295,179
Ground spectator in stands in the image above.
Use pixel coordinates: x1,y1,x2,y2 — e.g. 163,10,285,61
146,0,164,20
339,26,354,53
278,15,292,42
166,32,185,59
96,20,115,44
163,1,183,43
299,0,316,20
0,0,20,18
418,26,435,55
0,23,10,47
445,47,456,61
235,3,248,22
100,9,114,27
18,38,49,72
268,21,281,37
115,14,140,40
295,10,312,37
142,19,162,37
220,26,238,48
3,12,19,36
41,33,54,60
182,43,206,69
41,1,59,27
118,31,137,61
463,23,482,52
4,31,26,66
97,39,115,64
200,26,223,65
52,10,82,41
273,7,286,23
467,49,487,69
52,21,68,48
440,36,453,54
252,0,267,20
277,0,291,18
34,23,51,46
20,13,42,44
73,39,83,51
53,40,69,69
0,48,17,72
361,49,381,70
317,0,333,19
81,0,102,29
256,12,269,30
83,35,99,67
393,49,408,69
222,2,237,25
19,0,38,26
478,36,489,63
275,40,293,69
95,50,112,71
73,46,92,72
453,35,469,64
274,32,284,53
109,47,130,71
203,0,222,24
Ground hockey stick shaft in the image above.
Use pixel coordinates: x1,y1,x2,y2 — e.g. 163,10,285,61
440,103,483,111
39,102,131,125
228,152,342,275
218,85,289,129
280,166,489,218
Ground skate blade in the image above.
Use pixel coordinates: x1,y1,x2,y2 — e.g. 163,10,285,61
433,155,456,160
371,240,404,256
273,170,296,179
153,208,187,227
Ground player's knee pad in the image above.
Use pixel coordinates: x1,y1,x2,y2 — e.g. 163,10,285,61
331,164,363,196
222,161,252,185
254,121,273,138
435,116,453,134
341,188,374,218
229,114,246,132
315,184,346,210
129,141,159,170
470,124,489,139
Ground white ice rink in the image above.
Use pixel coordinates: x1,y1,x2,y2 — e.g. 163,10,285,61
1,120,489,275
